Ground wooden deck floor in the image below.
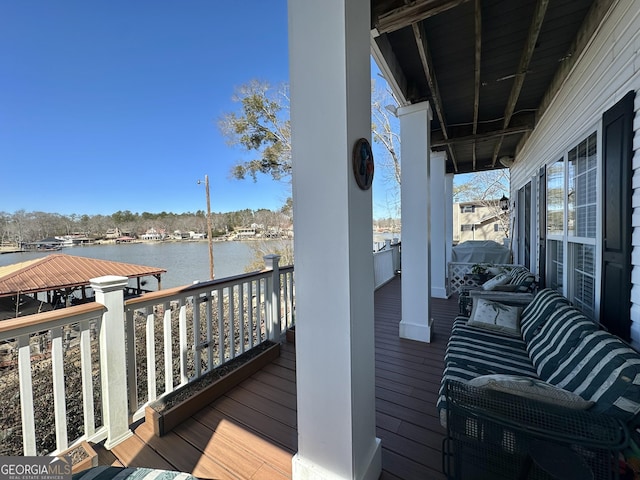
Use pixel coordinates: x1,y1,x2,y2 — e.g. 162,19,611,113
96,276,457,479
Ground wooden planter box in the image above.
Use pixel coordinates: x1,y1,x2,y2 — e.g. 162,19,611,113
286,326,295,344
145,342,280,436
60,440,98,474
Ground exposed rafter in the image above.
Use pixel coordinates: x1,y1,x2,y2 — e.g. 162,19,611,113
376,0,472,35
432,126,533,148
491,0,549,167
472,0,482,170
412,22,458,171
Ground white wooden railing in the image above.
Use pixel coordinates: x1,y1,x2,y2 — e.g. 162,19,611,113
0,302,107,456
373,239,401,289
124,255,294,421
0,255,294,457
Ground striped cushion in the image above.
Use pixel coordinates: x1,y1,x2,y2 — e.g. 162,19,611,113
520,288,570,343
506,270,536,292
438,318,538,425
445,324,535,377
526,305,598,380
546,330,640,422
73,467,198,480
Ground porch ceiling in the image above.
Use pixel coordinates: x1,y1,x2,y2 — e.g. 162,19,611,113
371,0,607,174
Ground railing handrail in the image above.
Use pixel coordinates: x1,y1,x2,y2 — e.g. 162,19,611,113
0,302,105,339
124,268,292,307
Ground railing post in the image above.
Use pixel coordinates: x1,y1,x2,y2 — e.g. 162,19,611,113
264,254,281,341
392,238,401,273
91,275,133,449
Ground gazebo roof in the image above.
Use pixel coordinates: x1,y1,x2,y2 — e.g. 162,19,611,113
0,254,166,297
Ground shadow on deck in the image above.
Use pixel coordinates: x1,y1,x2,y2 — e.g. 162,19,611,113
96,275,457,479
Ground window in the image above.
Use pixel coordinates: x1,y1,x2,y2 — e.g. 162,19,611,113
461,224,475,231
545,131,598,319
548,240,564,292
547,160,564,235
493,223,500,232
461,205,475,213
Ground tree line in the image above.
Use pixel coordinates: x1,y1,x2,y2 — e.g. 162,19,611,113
0,206,293,245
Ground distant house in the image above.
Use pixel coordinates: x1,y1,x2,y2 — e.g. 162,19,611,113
453,201,508,245
105,228,122,239
235,227,257,238
140,228,163,241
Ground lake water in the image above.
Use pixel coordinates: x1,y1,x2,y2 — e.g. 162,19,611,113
0,241,288,289
0,233,399,290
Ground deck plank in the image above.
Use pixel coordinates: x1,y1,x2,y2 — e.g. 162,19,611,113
101,276,457,480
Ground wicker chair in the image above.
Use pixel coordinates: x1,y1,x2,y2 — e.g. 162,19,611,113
442,380,628,480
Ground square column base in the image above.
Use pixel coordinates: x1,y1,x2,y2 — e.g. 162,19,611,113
292,438,381,480
399,318,433,343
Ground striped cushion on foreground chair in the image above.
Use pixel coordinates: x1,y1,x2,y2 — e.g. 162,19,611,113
546,330,640,422
437,320,537,426
526,304,598,380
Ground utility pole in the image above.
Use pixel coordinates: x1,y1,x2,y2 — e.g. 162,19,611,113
198,175,215,280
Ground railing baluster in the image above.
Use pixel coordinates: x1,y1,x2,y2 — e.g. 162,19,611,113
18,334,36,456
206,293,213,371
238,282,245,354
256,279,263,342
80,320,95,437
229,286,235,359
248,281,254,349
163,303,173,393
179,299,188,386
282,273,289,330
193,294,201,379
51,326,68,452
125,309,138,415
145,306,156,402
217,289,224,364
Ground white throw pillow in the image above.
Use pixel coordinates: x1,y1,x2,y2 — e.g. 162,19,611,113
468,298,521,336
482,272,510,290
468,374,594,410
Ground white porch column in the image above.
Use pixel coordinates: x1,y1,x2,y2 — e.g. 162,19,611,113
398,102,433,342
289,1,381,479
91,275,133,449
430,151,448,298
445,173,454,293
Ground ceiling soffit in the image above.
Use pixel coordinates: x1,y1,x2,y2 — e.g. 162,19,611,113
371,0,605,174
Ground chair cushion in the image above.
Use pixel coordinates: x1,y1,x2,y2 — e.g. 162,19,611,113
527,304,598,380
520,288,571,343
546,330,640,422
467,298,521,337
482,273,511,290
506,270,536,292
468,374,594,410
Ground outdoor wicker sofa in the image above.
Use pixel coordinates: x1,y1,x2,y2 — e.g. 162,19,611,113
439,288,640,479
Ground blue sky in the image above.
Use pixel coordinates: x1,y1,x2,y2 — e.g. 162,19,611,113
1,1,399,218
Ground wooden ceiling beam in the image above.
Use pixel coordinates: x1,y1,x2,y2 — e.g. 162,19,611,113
412,21,458,171
472,0,482,170
376,0,471,35
491,0,549,167
432,125,533,148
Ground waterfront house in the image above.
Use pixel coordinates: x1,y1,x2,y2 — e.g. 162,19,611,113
3,1,640,479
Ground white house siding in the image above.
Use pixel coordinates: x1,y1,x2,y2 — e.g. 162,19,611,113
510,0,640,346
